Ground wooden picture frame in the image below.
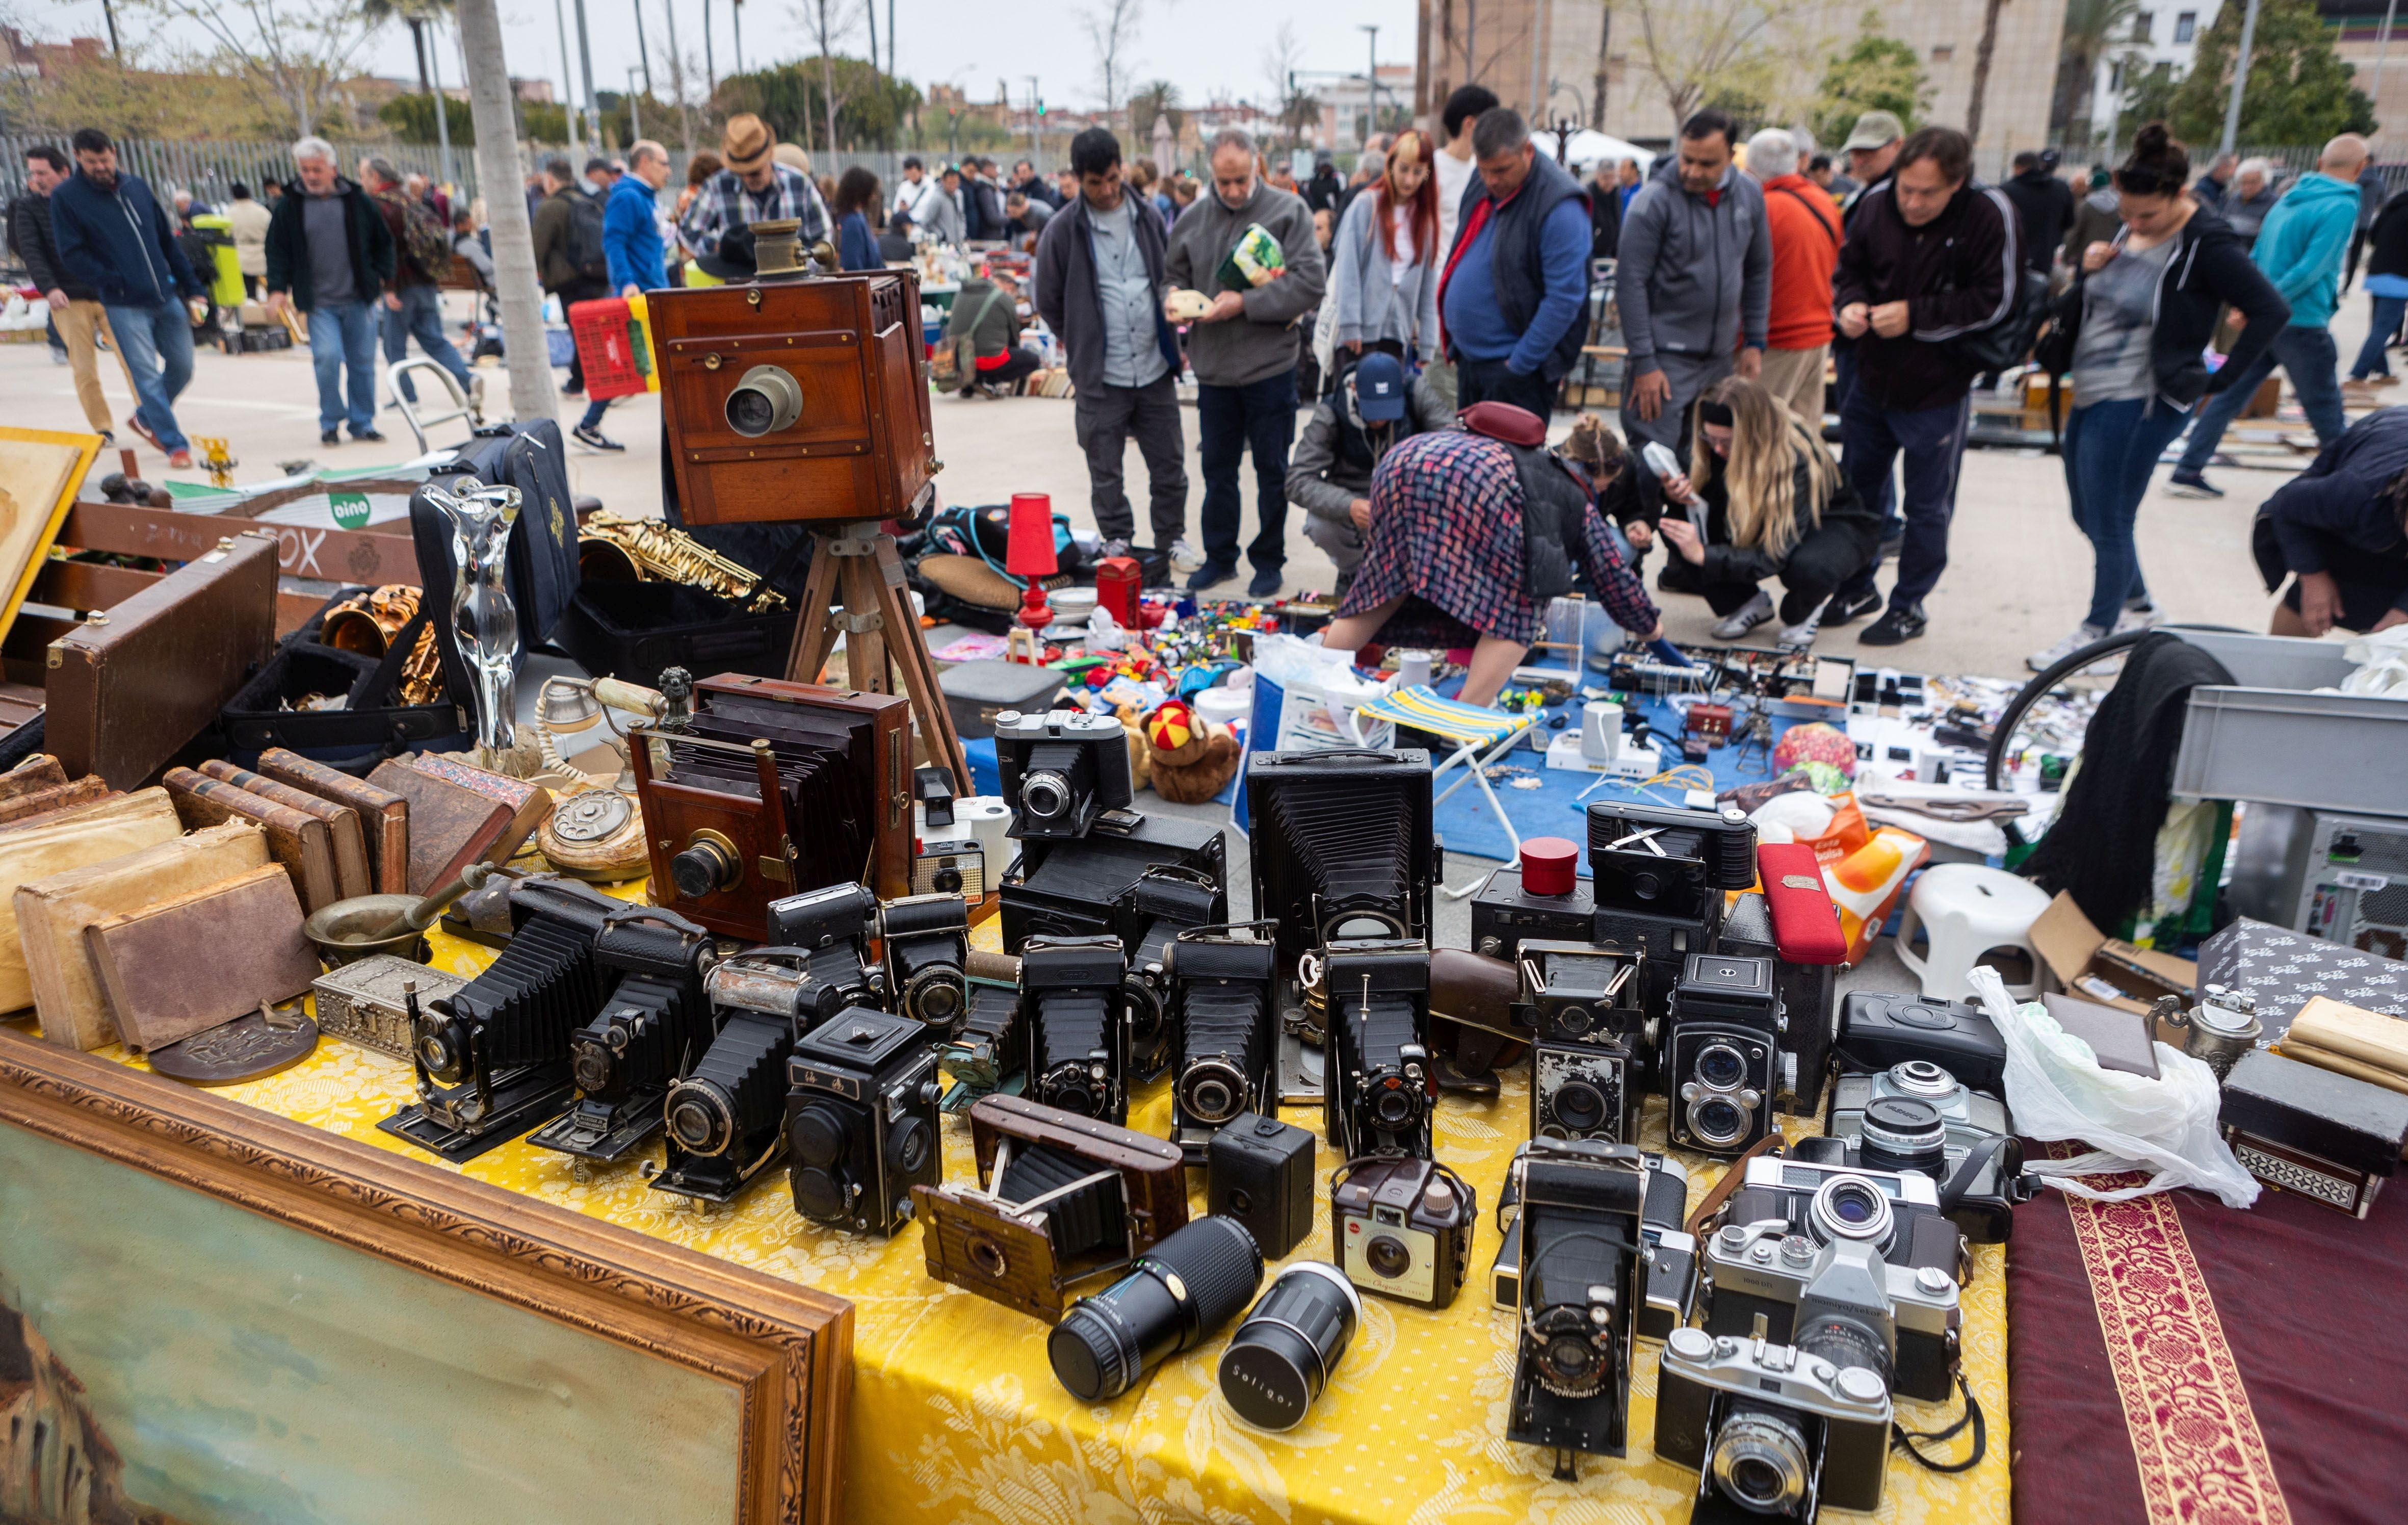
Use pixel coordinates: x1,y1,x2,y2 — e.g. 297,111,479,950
0,1026,851,1523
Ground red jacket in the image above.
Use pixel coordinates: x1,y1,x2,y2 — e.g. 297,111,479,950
1759,173,1840,350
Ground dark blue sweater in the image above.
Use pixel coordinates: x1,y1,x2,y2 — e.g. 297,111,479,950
48,168,200,307
2265,406,2408,587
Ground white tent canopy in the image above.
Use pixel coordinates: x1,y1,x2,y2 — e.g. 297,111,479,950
1552,131,1655,173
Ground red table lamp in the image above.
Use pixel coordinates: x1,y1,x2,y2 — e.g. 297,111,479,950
1006,492,1057,632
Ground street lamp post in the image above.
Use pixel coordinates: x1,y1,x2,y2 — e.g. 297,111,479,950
2219,0,2263,160
1359,23,1380,140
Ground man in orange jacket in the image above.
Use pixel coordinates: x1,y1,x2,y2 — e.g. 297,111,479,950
1745,127,1842,428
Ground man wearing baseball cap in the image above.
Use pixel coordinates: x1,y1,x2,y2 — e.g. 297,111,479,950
676,112,829,276
1285,351,1443,595
1840,111,1904,223
1829,109,1908,585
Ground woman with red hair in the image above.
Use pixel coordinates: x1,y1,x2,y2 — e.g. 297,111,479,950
1327,128,1443,366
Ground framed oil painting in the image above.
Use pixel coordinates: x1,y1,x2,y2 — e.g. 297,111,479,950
0,1028,850,1524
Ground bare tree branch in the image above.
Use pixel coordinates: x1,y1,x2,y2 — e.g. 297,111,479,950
1624,0,1818,127
132,0,391,138
1084,0,1142,123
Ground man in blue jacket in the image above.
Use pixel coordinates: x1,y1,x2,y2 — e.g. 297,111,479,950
573,138,672,454
1437,107,1595,422
47,128,204,467
2170,134,2368,498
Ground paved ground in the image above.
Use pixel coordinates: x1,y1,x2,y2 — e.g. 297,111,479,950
7,287,2376,680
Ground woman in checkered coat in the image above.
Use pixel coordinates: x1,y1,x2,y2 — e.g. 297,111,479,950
1321,427,1662,707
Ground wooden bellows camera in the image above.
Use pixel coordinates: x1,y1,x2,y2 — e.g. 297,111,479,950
648,273,936,525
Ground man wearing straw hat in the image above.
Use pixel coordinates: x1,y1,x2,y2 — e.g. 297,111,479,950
677,113,831,278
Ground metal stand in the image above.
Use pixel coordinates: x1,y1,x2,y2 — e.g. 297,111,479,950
787,519,971,791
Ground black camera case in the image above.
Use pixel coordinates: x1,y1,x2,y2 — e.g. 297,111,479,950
1208,1113,1317,1260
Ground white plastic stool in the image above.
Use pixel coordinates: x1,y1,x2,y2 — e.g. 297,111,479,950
1893,864,2053,1002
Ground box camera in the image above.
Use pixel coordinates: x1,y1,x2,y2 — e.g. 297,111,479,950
914,1095,1190,1321
648,273,935,527
1534,1041,1638,1146
1322,939,1435,1160
1665,954,1785,1157
784,1006,942,1235
1655,1323,1894,1521
1588,800,1757,1023
913,776,995,897
1835,991,2009,1095
1248,748,1435,978
1703,1156,1964,1401
1166,925,1280,1161
1119,864,1227,1083
1207,1112,1317,1261
529,907,719,1164
1471,862,1598,962
632,675,912,939
1021,935,1132,1124
994,709,1135,840
1503,1140,1650,1468
1518,941,1645,1048
1331,1154,1475,1310
381,878,620,1162
766,881,879,960
1000,807,1226,952
881,892,971,1033
1819,1061,2035,1243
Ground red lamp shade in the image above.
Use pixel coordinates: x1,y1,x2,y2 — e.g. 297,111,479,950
1005,492,1056,632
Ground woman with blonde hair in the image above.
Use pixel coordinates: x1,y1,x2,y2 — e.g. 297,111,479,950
1653,376,1878,650
1327,126,1443,366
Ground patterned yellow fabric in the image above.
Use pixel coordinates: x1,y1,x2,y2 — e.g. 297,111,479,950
97,896,2009,1524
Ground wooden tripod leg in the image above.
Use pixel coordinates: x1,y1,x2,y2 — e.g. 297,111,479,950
784,533,844,684
840,554,891,696
872,536,970,790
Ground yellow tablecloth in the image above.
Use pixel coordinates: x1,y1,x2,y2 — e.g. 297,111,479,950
98,903,2009,1524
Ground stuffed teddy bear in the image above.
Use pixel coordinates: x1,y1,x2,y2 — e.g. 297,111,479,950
1143,699,1238,805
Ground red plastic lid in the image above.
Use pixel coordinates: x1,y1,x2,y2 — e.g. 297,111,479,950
1521,837,1578,897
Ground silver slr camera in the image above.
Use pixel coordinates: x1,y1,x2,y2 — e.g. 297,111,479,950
1654,1320,1895,1522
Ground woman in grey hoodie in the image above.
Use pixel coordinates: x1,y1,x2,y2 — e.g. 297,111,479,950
1326,129,1444,364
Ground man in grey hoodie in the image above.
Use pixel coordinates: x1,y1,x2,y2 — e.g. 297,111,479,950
1165,127,1327,596
1615,109,1770,456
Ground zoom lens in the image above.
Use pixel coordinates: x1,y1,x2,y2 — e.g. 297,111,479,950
1696,1042,1747,1089
1710,1410,1812,1514
1809,1174,1897,1249
1051,1217,1264,1401
1220,1263,1361,1431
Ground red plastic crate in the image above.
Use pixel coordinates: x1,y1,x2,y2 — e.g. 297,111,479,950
566,297,656,400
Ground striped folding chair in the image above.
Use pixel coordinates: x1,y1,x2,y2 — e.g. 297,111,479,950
1345,684,1539,897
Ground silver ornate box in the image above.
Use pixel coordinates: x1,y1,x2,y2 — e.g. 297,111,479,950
312,957,468,1057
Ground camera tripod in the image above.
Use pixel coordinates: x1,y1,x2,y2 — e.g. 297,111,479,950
787,519,972,793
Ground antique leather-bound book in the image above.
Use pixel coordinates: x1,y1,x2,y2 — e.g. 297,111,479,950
0,788,183,1013
162,768,343,914
367,758,512,894
255,747,411,894
87,863,319,1053
199,759,372,900
0,777,119,832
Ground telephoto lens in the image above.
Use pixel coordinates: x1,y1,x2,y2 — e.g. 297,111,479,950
1050,1217,1265,1402
1219,1263,1363,1431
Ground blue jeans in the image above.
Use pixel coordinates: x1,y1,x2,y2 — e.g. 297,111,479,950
102,298,195,454
1835,389,1970,611
308,300,380,435
2177,324,2346,472
2350,294,2408,378
1197,370,1298,573
382,285,472,401
2063,396,2190,630
578,396,611,431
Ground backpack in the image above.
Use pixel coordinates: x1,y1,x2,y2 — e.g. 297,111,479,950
563,192,610,284
395,195,454,282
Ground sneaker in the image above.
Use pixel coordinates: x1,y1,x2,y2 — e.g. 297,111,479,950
352,427,385,443
1775,608,1823,652
125,414,162,452
2166,469,2223,499
467,373,487,412
2027,623,2112,672
1821,587,1882,627
573,422,625,452
1186,560,1238,592
1169,537,1206,572
167,448,193,469
561,380,585,396
321,429,343,446
1710,590,1775,641
2115,601,2161,631
1247,566,1284,598
1859,603,1927,647
96,429,114,448
48,348,68,367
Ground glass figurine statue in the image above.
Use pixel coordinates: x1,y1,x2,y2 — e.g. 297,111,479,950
423,475,522,761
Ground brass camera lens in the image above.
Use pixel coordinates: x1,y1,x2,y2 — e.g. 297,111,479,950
569,1038,614,1094
724,364,803,437
670,831,742,899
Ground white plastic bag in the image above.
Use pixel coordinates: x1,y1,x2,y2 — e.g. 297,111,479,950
1967,966,2259,1208
2338,626,2408,698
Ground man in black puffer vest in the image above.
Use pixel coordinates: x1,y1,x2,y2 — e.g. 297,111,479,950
1437,108,1593,419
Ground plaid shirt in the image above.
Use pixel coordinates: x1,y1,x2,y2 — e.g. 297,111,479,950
677,164,829,257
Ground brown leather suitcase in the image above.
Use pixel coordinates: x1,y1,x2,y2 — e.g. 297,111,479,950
199,759,372,900
256,747,410,894
45,530,280,790
162,767,344,914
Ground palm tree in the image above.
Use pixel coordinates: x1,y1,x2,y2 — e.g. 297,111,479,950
1128,80,1182,142
2054,0,2143,141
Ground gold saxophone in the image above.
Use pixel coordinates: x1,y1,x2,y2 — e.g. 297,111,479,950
321,585,445,706
578,512,789,613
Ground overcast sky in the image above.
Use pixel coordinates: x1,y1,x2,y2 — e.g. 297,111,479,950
39,0,1417,118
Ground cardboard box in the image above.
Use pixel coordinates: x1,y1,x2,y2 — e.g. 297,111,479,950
2030,891,2196,1026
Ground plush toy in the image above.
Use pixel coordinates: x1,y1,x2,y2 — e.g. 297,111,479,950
1143,699,1238,804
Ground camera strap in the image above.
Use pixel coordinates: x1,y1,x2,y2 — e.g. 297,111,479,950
1937,1135,2011,1219
1683,1133,1790,1238
1892,1369,1987,1474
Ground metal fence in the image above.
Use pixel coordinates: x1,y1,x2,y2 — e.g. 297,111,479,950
0,133,486,207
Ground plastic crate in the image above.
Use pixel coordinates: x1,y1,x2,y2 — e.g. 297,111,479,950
2167,627,2408,816
564,295,658,400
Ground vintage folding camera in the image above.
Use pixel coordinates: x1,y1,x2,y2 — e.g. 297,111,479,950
653,998,807,1205
1119,864,1227,1084
1021,934,1132,1124
766,881,880,962
703,945,868,1028
1165,925,1280,1161
1322,939,1435,1160
380,878,620,1162
1471,861,1598,962
1504,1139,1653,1471
631,675,913,939
1587,799,1758,1021
1702,1157,1964,1401
1000,807,1226,953
529,907,720,1165
1247,748,1436,978
1330,1154,1476,1310
1835,990,2009,1095
881,892,972,1033
1665,953,1785,1157
784,1006,941,1235
1495,1148,1695,1342
648,273,935,527
937,972,1024,1101
914,1094,1190,1321
1818,1061,2036,1244
993,708,1135,840
1655,1321,1895,1522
